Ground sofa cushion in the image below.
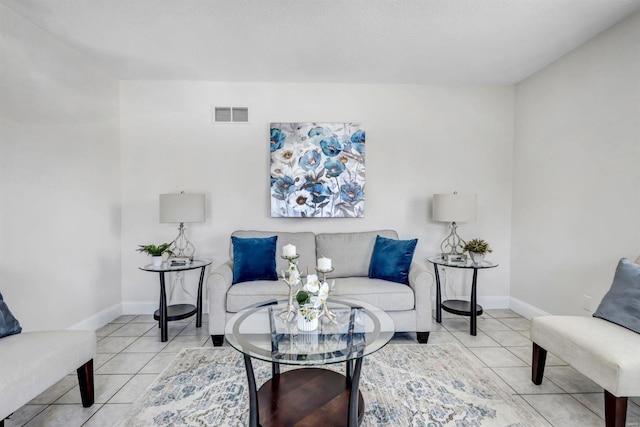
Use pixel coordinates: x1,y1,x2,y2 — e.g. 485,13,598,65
316,230,398,278
231,236,278,284
593,257,640,334
231,231,316,277
227,280,291,312
369,235,417,285
331,277,415,311
0,291,21,338
227,277,415,314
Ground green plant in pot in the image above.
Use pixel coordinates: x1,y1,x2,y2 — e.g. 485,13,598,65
137,243,173,267
462,238,492,264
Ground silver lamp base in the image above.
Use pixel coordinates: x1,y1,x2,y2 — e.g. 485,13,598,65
169,222,195,260
440,221,467,261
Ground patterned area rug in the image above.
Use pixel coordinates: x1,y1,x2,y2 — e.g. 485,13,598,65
120,343,548,426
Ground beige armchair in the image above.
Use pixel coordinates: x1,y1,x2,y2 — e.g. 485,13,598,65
531,255,640,427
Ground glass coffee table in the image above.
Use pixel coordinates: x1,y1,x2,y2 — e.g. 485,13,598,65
225,298,394,427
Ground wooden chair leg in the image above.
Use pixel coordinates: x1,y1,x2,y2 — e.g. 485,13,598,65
77,359,95,407
604,390,627,427
531,342,547,385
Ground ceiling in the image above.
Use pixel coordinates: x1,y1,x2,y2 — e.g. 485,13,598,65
3,0,640,84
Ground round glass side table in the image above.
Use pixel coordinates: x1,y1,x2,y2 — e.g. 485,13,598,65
139,259,212,342
427,257,498,336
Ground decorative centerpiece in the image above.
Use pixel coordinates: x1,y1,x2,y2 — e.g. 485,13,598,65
462,238,492,264
296,300,319,331
315,257,337,323
295,274,323,331
277,244,301,322
295,257,337,328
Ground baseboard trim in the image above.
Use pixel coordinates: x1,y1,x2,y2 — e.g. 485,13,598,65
477,296,510,309
68,303,122,331
121,301,158,315
68,300,211,331
121,300,210,316
69,297,542,330
433,295,510,310
509,297,550,319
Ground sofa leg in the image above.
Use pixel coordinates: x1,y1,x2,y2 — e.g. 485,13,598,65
604,390,627,427
77,359,94,407
531,342,547,385
212,335,224,347
416,332,430,344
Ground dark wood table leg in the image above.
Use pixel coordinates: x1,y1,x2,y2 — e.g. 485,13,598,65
346,359,353,383
244,355,259,427
159,272,168,342
470,268,478,336
348,357,363,427
196,266,205,327
433,264,442,323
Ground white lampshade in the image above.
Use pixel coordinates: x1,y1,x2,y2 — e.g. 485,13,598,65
432,193,477,223
159,193,206,223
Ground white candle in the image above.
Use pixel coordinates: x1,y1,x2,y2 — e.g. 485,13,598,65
318,257,332,270
283,244,296,257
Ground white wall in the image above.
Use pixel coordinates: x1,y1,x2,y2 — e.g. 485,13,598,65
120,82,515,311
0,4,121,330
511,11,640,316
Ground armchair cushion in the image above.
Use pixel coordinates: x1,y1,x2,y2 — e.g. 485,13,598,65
0,291,21,338
369,235,418,285
231,236,278,284
593,257,640,334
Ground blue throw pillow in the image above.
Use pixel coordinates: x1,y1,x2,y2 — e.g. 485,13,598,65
232,236,278,284
0,291,22,338
593,258,640,334
369,235,418,285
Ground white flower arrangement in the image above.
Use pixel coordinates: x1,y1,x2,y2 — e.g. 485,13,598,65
295,274,330,321
285,261,301,286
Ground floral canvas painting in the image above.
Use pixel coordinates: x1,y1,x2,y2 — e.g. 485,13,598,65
270,122,365,218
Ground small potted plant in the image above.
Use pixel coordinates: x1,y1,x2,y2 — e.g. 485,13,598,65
462,238,492,264
137,243,173,267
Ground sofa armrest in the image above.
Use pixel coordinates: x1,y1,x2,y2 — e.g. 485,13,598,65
207,260,233,336
408,261,434,332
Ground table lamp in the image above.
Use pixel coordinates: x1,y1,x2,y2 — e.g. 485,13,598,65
159,192,205,259
432,192,477,261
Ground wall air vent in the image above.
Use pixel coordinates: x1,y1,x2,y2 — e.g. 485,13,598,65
213,107,249,123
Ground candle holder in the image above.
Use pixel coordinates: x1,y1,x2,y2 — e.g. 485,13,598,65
277,255,300,322
315,266,334,284
315,267,337,323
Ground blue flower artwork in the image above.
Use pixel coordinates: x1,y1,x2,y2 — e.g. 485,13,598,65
270,122,365,218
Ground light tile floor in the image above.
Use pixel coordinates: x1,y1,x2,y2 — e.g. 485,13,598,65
5,310,640,426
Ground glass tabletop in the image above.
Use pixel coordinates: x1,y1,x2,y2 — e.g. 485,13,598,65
427,256,498,269
138,258,212,272
225,298,395,366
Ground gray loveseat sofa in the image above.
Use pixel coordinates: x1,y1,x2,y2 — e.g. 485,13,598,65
207,230,433,346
